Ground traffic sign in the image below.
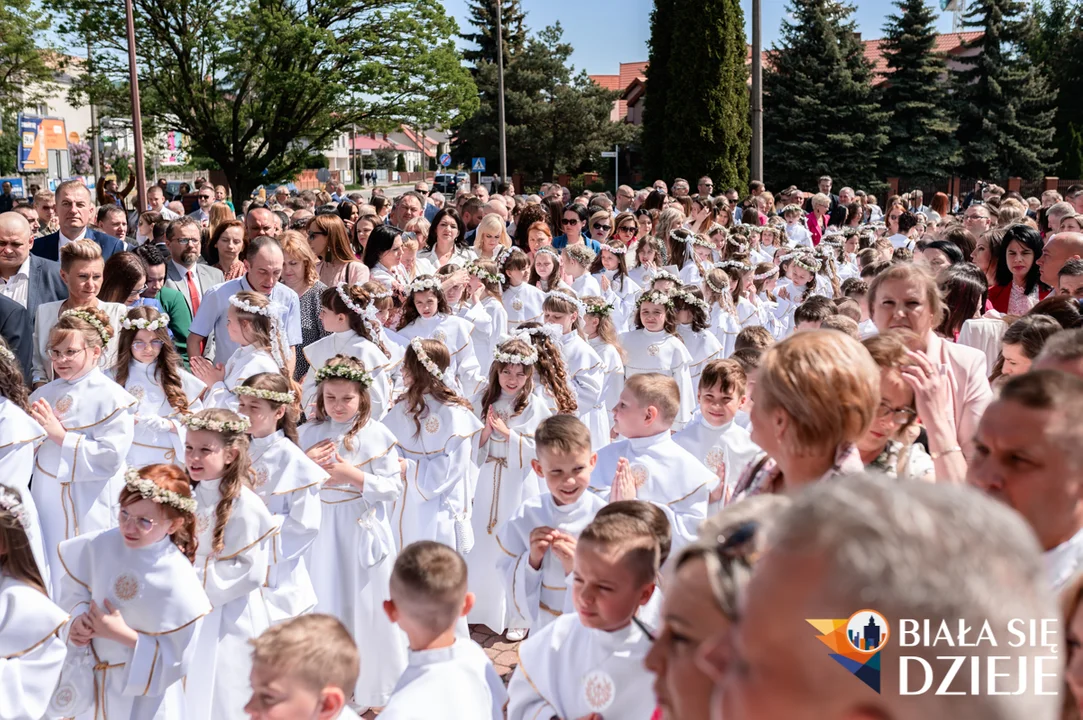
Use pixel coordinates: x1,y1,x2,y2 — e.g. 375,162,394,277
471,157,486,172
600,151,617,158
439,153,452,167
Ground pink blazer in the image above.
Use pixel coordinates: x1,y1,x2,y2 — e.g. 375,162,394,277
925,332,993,454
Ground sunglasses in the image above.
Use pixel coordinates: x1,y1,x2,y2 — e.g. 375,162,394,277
562,218,580,225
593,223,611,232
618,225,637,233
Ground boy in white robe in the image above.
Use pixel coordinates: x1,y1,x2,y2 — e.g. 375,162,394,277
495,415,606,631
590,374,712,550
381,541,507,720
246,614,366,720
507,512,657,720
673,359,761,511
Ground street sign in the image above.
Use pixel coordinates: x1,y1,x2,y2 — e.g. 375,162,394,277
471,157,486,172
600,151,617,158
439,153,452,167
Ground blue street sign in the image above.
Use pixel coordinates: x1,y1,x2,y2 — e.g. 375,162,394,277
471,157,486,172
439,153,452,168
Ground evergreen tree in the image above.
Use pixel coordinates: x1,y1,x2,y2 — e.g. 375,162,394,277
879,0,960,182
642,0,675,182
762,0,888,191
953,0,1057,180
460,0,527,68
1029,0,1083,177
652,0,749,190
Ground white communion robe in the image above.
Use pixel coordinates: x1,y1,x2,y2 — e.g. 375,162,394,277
0,399,48,582
116,360,205,469
502,282,546,330
383,397,483,554
248,430,325,623
398,313,485,397
380,639,507,720
673,414,762,511
507,614,655,720
203,344,281,411
569,272,602,299
588,336,625,418
302,330,393,420
495,490,606,631
618,328,696,429
299,417,408,707
590,430,712,550
467,393,551,633
53,529,211,720
677,324,724,394
30,367,136,591
0,574,68,720
709,305,743,357
597,270,644,333
557,329,608,452
185,480,276,720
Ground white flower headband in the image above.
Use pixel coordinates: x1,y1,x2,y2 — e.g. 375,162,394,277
409,336,456,388
494,246,513,269
468,263,505,285
535,246,560,261
780,204,804,216
234,384,295,404
636,289,675,309
544,290,587,318
601,243,628,255
229,294,288,369
184,413,251,434
690,234,716,249
0,485,28,530
0,344,13,363
704,271,730,295
726,237,750,254
493,339,539,366
674,291,709,313
124,468,197,514
753,265,780,281
122,314,171,332
523,323,564,346
650,269,681,285
315,363,375,388
368,287,392,300
335,283,367,317
585,299,614,316
61,309,111,346
715,260,752,273
794,255,822,274
408,276,443,294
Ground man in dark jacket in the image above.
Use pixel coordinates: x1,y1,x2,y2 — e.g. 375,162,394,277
31,180,124,261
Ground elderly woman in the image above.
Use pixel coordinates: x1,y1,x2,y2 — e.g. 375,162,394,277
733,330,880,497
278,229,329,380
869,263,993,457
806,193,831,246
306,214,368,286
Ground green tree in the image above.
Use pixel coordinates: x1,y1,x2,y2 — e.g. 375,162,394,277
763,0,888,190
642,0,675,182
460,0,527,68
879,0,960,181
1029,0,1083,176
0,0,60,117
953,0,1057,179
652,0,749,191
396,153,407,172
59,0,477,201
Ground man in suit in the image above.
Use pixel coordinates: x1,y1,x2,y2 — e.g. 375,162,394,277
187,185,215,226
163,216,225,322
803,175,840,218
0,211,67,321
31,180,125,262
0,293,33,380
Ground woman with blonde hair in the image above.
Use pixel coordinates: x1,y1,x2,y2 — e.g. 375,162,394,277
306,214,368,286
278,230,329,379
208,200,236,238
587,209,612,244
472,213,511,260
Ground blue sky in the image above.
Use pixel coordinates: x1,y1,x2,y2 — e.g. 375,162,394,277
439,0,967,75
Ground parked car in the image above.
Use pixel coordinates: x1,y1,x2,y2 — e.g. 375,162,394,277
433,173,458,194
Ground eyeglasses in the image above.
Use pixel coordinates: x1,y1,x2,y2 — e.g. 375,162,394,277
618,225,637,233
48,347,87,360
132,340,165,352
592,223,611,232
562,218,580,225
119,508,159,534
199,194,214,200
172,237,197,245
701,182,714,188
877,401,917,426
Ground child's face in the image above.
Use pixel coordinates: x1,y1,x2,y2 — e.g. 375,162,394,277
639,301,666,332
532,446,597,506
506,266,526,286
694,245,713,264
845,236,859,254
318,306,350,334
401,246,417,269
467,275,483,294
49,332,100,381
788,265,813,286
119,497,180,549
543,309,575,334
601,249,619,271
131,329,163,364
246,662,345,720
413,290,439,318
613,388,656,438
498,362,528,395
237,395,284,439
584,314,600,337
534,253,555,279
185,429,237,482
652,279,675,294
698,381,743,427
226,307,253,345
322,379,362,423
638,245,656,266
573,540,654,633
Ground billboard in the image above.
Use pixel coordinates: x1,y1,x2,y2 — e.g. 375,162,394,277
18,114,69,173
161,130,189,166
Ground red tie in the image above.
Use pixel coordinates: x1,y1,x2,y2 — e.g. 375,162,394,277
187,270,201,316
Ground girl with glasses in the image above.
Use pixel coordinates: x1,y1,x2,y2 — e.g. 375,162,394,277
113,306,204,469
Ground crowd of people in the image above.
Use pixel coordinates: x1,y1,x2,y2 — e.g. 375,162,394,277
1,169,1083,720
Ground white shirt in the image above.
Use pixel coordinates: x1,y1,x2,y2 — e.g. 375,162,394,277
58,226,88,253
888,233,913,250
0,255,31,307
153,205,180,220
173,259,203,297
1044,527,1083,592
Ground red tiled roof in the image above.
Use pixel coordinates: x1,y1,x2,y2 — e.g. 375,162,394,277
863,31,982,77
351,135,414,152
619,62,648,89
589,74,622,91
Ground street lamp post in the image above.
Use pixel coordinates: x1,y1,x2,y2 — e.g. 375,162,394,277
751,0,763,184
495,0,508,186
124,0,148,212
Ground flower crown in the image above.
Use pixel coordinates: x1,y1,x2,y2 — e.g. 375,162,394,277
650,269,681,285
636,289,675,309
794,255,822,274
689,234,716,250
715,260,752,273
234,384,296,404
0,485,28,530
335,283,367,317
410,337,456,387
753,265,780,281
124,468,197,514
564,245,596,266
601,242,628,255
535,246,561,261
368,287,392,300
523,324,564,345
0,344,13,363
780,204,804,216
585,299,614,316
493,338,539,366
467,263,505,285
674,291,709,313
315,363,374,388
229,294,288,369
704,271,730,295
183,413,251,434
122,314,171,332
726,237,750,254
408,276,443,294
544,290,587,318
60,309,111,346
493,246,513,269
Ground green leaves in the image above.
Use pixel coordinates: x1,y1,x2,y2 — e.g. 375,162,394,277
0,0,61,117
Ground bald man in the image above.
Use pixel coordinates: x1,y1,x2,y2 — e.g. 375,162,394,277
0,211,66,318
1037,231,1083,287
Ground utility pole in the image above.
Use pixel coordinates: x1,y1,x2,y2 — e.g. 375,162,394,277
124,0,147,212
87,32,101,180
495,0,508,186
750,0,763,184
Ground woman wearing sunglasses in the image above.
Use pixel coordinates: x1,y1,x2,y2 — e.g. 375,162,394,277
552,202,601,253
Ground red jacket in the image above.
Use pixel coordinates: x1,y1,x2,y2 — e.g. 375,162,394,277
987,283,1051,314
807,212,827,246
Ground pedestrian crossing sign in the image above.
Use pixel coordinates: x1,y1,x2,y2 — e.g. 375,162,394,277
471,157,486,172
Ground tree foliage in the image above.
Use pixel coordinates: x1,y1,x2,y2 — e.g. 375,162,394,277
879,0,960,181
0,0,60,117
763,0,888,191
953,0,1057,179
642,0,675,183
1029,0,1083,177
460,0,527,68
58,0,477,200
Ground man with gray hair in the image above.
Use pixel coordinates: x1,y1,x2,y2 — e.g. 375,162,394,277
1034,329,1083,377
722,474,1059,720
1046,201,1075,234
